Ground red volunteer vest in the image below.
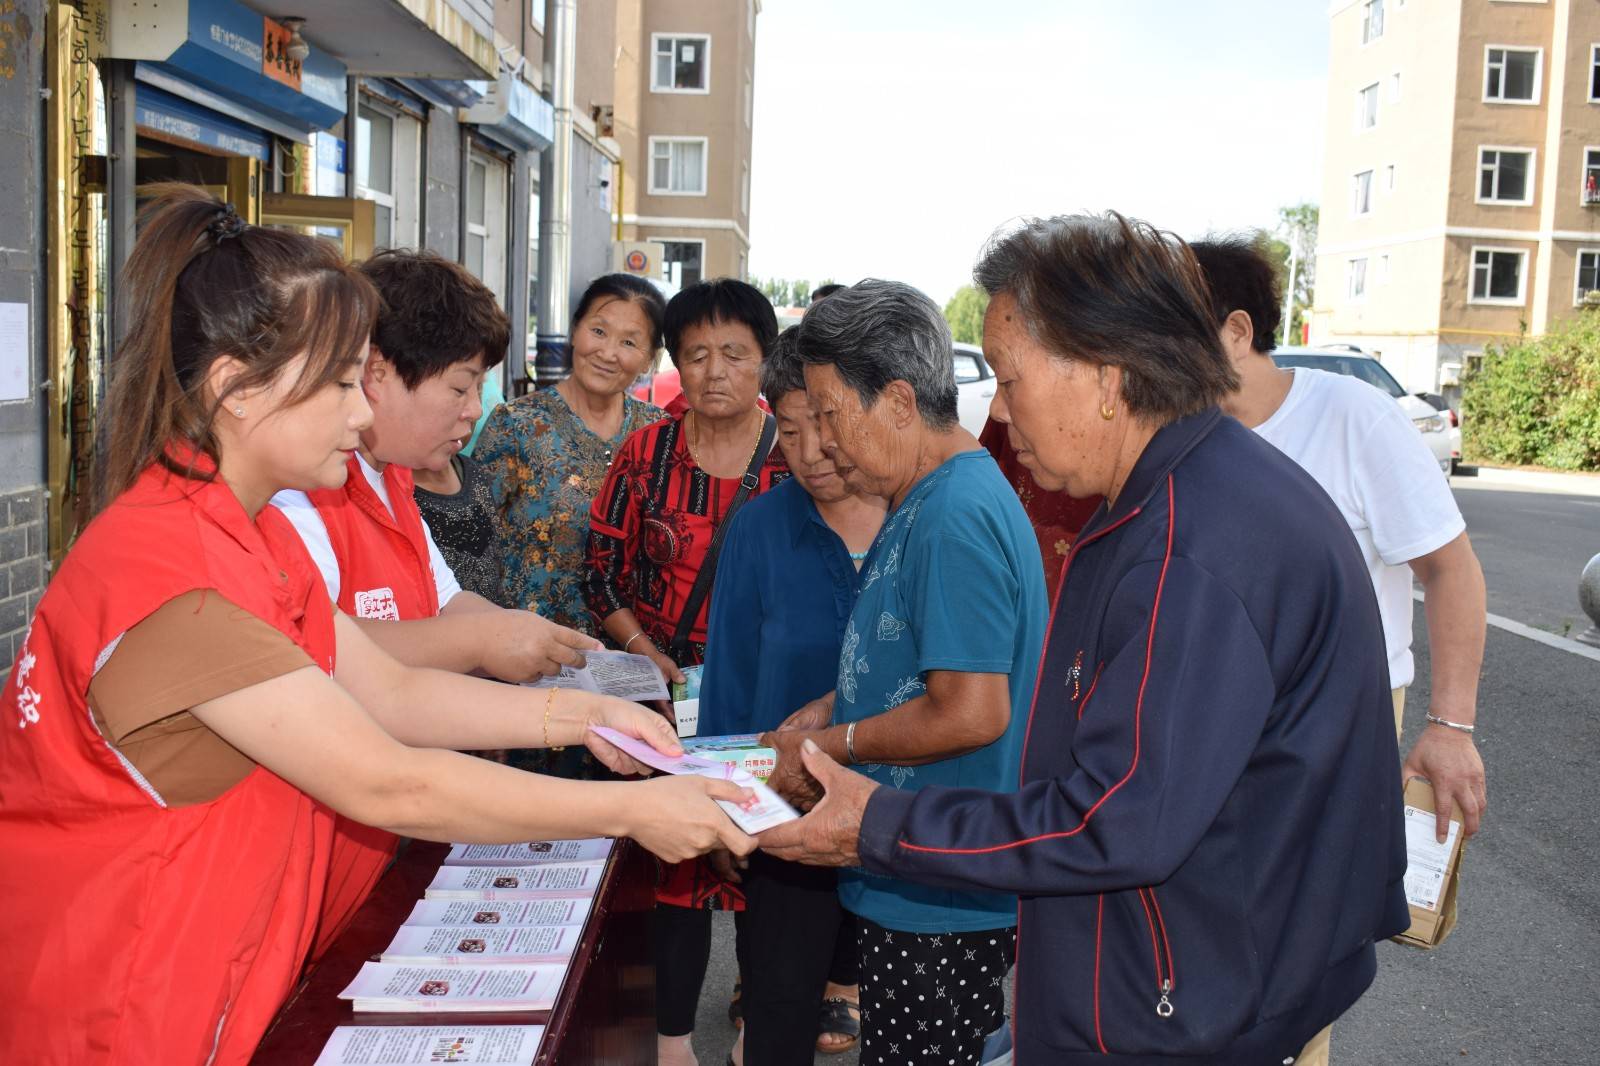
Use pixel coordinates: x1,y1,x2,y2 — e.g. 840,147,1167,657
304,455,440,959
0,461,338,1065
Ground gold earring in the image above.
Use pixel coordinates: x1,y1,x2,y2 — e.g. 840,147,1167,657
1100,404,1115,421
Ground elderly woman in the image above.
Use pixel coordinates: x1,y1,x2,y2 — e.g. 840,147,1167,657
698,327,886,1063
761,215,1411,1066
476,274,668,634
759,279,1049,1066
584,277,787,1066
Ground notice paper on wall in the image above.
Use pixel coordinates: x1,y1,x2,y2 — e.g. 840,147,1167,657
0,302,29,403
525,650,669,702
588,724,798,834
1402,802,1462,911
338,962,566,1012
313,1024,543,1065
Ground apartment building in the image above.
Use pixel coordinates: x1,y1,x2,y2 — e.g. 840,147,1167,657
1313,0,1600,398
611,0,758,286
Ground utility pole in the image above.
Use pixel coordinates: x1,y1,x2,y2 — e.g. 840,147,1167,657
1281,244,1299,347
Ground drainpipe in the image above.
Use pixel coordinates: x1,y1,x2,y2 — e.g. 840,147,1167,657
535,0,577,387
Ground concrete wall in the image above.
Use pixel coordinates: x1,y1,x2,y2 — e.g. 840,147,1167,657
569,134,617,312
0,0,46,682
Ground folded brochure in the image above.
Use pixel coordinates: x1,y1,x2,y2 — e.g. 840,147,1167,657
588,724,797,834
338,962,565,1013
443,838,612,866
402,897,592,929
313,1025,543,1065
526,650,668,702
425,863,602,900
380,923,580,965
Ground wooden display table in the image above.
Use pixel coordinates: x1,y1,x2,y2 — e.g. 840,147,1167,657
252,839,656,1064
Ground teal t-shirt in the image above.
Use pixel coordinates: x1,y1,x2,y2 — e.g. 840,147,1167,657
835,449,1048,933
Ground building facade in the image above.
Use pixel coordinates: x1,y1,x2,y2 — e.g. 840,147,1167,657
1313,0,1600,398
613,0,757,287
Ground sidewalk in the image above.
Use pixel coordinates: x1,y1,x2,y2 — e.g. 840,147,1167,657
1456,464,1600,497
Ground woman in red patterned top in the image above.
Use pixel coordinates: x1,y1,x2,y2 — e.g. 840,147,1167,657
584,278,786,1066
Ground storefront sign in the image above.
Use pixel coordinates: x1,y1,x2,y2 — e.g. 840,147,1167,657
261,17,302,91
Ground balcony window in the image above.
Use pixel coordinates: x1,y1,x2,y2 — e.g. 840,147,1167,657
1470,247,1526,305
649,137,708,196
1584,148,1600,205
652,35,711,93
1478,148,1533,205
1484,47,1540,103
1362,0,1384,44
1357,82,1379,129
1575,250,1600,304
1348,258,1368,300
1353,170,1374,216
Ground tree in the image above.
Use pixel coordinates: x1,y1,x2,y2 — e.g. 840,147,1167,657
943,284,989,346
1274,202,1318,345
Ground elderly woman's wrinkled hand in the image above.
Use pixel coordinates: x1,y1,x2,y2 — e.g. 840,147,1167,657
758,739,877,868
777,694,833,732
759,727,826,810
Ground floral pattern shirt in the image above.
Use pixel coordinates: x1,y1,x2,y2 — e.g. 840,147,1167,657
475,388,665,635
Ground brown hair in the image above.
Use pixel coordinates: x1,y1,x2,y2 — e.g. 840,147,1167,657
359,248,510,388
973,212,1239,423
99,184,380,510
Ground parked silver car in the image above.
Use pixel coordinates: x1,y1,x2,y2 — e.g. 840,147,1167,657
1271,347,1455,475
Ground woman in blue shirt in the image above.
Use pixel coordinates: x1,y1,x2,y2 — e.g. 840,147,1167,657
699,326,885,1064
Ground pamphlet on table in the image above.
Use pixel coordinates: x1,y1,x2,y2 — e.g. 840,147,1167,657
312,1024,544,1065
402,897,593,929
380,922,581,965
425,863,603,900
443,838,612,867
339,962,565,1013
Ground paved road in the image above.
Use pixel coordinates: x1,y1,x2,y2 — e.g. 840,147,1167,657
1452,481,1600,636
686,478,1600,1066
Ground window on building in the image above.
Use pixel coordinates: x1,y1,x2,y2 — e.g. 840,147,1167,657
1470,247,1526,304
1353,170,1374,216
661,240,705,288
1575,250,1600,304
1590,44,1600,102
1390,72,1402,101
744,72,753,127
1584,147,1600,205
1362,0,1384,44
652,35,711,93
1484,47,1540,103
740,162,750,216
1347,258,1368,300
1386,163,1396,191
1379,254,1390,284
354,100,421,250
649,137,708,196
1478,148,1534,204
465,150,509,306
1357,82,1379,129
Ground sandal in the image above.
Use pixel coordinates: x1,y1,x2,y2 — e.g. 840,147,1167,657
728,978,742,1028
815,996,861,1054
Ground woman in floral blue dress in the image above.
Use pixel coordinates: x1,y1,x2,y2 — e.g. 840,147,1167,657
476,275,667,637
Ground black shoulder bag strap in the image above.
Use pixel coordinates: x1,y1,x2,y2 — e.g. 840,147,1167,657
668,412,778,662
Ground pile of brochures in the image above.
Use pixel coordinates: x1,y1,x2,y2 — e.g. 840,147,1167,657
314,837,614,1066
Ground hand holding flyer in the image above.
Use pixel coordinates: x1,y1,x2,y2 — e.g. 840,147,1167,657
588,724,800,834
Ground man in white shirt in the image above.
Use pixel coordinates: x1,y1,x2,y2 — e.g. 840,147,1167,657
1194,237,1487,846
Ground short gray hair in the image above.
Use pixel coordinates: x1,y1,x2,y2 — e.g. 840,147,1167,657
796,279,959,429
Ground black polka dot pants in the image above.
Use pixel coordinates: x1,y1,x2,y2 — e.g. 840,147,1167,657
855,915,1015,1065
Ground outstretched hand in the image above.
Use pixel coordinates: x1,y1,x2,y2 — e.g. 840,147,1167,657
758,739,879,868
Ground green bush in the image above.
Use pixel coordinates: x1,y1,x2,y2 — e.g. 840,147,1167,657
1462,312,1600,471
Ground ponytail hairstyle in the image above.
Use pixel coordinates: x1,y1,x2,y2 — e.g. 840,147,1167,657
97,183,380,511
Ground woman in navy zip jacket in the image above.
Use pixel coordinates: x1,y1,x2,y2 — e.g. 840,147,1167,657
761,213,1411,1066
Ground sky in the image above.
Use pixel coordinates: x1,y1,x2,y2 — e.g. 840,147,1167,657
747,0,1331,306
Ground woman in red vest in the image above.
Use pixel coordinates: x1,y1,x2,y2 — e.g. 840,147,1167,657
0,186,755,1066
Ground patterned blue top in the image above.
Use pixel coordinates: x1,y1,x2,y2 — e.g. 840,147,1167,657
835,450,1048,934
698,478,864,737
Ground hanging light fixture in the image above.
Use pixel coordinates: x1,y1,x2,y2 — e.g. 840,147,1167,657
281,17,310,63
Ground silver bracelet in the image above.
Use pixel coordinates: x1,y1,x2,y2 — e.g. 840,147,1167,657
845,721,859,765
623,631,648,654
1424,713,1476,735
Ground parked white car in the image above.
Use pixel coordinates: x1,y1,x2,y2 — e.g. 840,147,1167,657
1271,347,1454,475
953,342,997,435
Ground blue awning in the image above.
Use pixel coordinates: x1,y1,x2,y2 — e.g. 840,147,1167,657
461,71,553,153
134,83,272,160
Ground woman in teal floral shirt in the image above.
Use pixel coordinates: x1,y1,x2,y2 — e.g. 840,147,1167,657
476,275,667,635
